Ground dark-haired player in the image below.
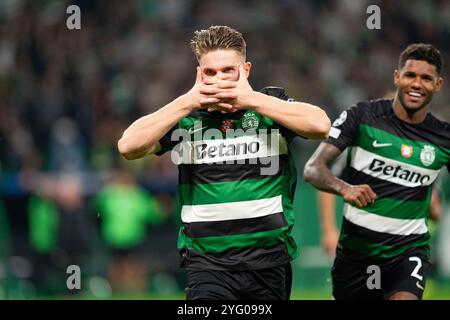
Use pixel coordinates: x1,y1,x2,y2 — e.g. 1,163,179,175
304,43,450,300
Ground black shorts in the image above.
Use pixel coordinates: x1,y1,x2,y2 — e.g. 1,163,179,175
332,246,430,300
185,263,292,300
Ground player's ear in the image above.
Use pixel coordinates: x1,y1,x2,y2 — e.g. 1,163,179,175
243,62,251,78
434,76,443,92
393,69,400,86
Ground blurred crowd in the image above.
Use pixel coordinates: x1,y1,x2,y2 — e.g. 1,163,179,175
0,0,449,298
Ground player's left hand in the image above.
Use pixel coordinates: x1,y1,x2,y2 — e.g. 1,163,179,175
201,64,255,112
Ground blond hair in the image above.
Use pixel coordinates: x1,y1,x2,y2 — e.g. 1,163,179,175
190,25,246,60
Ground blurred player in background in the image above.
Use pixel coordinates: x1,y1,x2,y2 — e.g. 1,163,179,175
304,43,450,300
117,26,330,300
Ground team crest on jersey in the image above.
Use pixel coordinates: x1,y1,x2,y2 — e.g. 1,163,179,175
242,111,260,130
420,145,435,167
401,144,413,158
332,110,347,127
220,120,234,133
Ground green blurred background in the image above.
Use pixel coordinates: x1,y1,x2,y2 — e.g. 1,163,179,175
1,0,450,299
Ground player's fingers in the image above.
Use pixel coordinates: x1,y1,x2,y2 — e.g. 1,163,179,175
211,92,237,99
362,184,377,202
368,188,377,201
200,97,220,105
199,87,237,99
352,198,363,208
216,103,236,111
203,78,236,89
199,86,221,95
360,190,373,205
354,195,366,208
358,194,369,207
202,78,216,85
216,80,237,89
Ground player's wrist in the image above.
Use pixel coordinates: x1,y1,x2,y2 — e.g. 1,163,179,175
179,93,200,112
245,91,265,111
336,181,350,197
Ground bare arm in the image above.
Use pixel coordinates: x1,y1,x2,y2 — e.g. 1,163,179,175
304,143,348,194
429,189,442,222
118,68,237,160
117,95,193,160
204,65,331,140
249,92,331,140
304,143,377,208
317,191,339,257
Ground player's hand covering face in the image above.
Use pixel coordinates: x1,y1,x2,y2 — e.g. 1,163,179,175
197,49,252,113
184,65,237,113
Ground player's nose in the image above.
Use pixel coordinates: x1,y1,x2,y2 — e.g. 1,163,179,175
410,76,422,89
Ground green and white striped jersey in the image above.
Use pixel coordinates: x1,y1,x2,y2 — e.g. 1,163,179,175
157,87,300,270
327,99,450,259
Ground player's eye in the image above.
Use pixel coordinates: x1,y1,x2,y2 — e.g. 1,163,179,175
204,69,216,76
224,68,234,73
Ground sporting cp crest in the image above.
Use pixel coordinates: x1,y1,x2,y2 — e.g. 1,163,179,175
420,145,435,167
401,144,413,158
242,111,260,130
220,119,234,133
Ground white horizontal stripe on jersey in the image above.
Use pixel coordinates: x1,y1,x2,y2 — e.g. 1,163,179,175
343,203,428,236
181,195,283,223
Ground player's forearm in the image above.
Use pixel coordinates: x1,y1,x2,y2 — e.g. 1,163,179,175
249,92,331,140
304,159,349,196
318,191,338,232
118,94,193,160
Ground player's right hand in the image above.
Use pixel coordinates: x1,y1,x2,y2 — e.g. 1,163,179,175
340,184,376,208
185,67,237,113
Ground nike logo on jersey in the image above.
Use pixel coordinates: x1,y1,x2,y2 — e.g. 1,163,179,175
188,126,207,134
372,140,393,148
416,281,424,291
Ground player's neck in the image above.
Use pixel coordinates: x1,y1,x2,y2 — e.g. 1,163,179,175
392,97,428,124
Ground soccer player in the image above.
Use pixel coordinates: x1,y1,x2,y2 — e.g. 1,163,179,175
118,25,331,300
304,43,450,300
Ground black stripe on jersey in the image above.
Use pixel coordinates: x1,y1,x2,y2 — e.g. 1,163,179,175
360,100,450,149
182,243,291,271
341,217,427,247
179,155,288,184
183,212,287,238
347,168,429,201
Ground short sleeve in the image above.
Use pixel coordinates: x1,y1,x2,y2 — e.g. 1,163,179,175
155,124,179,156
325,103,365,151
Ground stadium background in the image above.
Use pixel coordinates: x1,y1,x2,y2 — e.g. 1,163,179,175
0,0,449,299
